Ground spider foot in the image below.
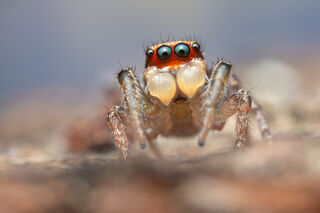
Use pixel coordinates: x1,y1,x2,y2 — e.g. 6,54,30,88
235,139,246,151
139,142,147,150
198,141,205,147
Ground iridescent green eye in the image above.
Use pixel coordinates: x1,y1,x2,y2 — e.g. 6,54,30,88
157,45,172,60
146,49,154,57
174,43,190,58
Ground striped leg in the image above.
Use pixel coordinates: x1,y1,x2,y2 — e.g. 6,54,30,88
198,61,232,146
117,68,148,149
234,90,252,149
229,74,272,143
251,99,272,143
215,89,252,150
107,106,129,159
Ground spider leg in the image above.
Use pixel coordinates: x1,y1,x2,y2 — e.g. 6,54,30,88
229,74,272,143
234,90,252,149
117,68,162,151
211,121,226,131
117,68,151,149
229,74,242,94
107,106,129,159
198,61,232,146
215,89,252,150
251,99,272,143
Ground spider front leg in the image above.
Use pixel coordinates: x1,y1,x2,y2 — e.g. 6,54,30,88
117,68,149,150
215,89,252,150
198,61,232,146
107,68,159,159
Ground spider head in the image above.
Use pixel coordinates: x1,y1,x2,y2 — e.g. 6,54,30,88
144,41,206,106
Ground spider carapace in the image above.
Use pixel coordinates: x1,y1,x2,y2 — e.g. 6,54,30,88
107,40,272,159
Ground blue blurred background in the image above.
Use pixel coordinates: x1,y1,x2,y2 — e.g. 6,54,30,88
1,0,320,101
0,0,320,143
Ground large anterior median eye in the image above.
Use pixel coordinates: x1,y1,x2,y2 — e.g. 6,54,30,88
174,43,190,58
157,45,172,60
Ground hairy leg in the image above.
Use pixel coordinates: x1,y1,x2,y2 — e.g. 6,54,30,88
215,89,252,150
211,121,226,131
118,68,150,149
229,74,242,94
113,68,162,156
107,106,129,159
251,99,272,143
198,61,232,146
229,74,272,143
234,90,252,149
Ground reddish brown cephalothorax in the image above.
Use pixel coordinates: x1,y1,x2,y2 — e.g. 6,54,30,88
107,40,272,159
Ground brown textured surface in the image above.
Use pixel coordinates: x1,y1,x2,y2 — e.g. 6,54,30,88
1,137,320,213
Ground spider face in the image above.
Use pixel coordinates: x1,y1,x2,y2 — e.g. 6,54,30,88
144,41,206,106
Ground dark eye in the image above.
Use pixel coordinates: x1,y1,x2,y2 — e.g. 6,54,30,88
157,45,172,60
192,42,200,51
146,49,154,57
174,43,190,58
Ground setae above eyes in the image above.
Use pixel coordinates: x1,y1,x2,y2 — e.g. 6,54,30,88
174,43,190,58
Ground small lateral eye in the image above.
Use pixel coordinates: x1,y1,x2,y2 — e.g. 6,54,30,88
192,42,200,51
146,49,154,57
157,45,172,60
174,43,190,58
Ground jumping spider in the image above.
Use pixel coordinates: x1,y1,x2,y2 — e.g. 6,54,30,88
107,40,272,159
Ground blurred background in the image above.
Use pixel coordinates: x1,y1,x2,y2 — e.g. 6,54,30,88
1,0,320,148
1,1,320,212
